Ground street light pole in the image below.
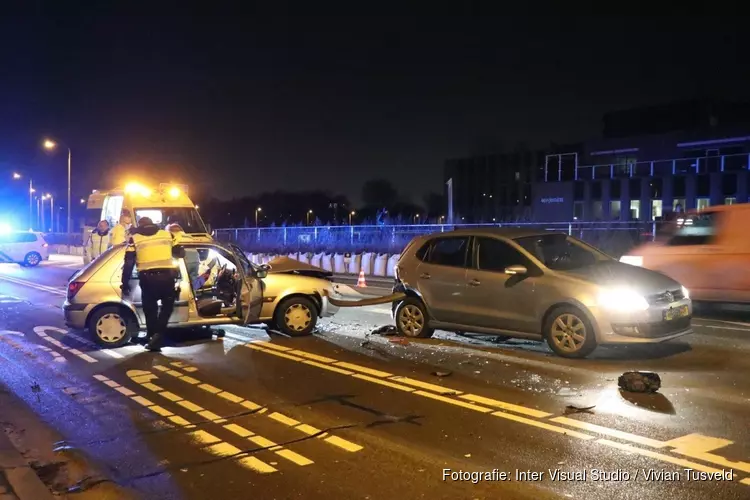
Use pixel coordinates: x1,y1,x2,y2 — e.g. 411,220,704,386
255,207,262,227
50,195,54,232
67,147,71,233
349,211,355,225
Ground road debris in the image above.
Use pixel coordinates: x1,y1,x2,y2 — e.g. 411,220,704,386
431,371,452,377
371,325,398,336
389,338,410,346
564,405,596,415
618,371,661,393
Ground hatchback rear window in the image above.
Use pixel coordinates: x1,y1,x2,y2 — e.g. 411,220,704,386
667,212,720,246
0,233,38,244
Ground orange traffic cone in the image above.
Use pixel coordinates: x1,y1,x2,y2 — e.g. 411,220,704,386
357,270,367,287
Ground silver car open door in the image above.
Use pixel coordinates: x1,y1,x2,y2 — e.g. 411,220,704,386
227,243,264,325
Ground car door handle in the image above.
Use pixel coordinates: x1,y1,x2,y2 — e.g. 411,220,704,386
468,279,481,286
420,273,431,279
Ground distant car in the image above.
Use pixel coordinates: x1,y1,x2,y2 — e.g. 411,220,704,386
63,241,339,347
392,228,692,358
0,231,49,267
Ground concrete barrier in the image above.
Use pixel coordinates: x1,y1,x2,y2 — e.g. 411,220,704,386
387,254,399,277
360,252,374,275
334,253,347,273
373,253,388,276
298,252,310,264
347,253,362,274
321,253,333,272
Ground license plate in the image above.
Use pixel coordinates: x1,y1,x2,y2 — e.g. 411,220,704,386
663,305,689,321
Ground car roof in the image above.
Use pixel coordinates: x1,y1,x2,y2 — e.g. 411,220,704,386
430,227,565,240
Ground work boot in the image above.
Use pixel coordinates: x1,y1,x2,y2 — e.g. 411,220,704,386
145,334,163,352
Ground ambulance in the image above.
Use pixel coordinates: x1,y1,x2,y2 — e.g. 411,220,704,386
82,182,212,248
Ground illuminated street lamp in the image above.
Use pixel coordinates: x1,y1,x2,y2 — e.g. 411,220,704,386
414,213,420,224
12,173,34,230
43,138,72,232
255,207,262,227
349,210,355,225
307,210,313,225
80,198,86,204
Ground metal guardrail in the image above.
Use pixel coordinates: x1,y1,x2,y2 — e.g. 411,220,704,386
49,221,665,258
213,221,662,257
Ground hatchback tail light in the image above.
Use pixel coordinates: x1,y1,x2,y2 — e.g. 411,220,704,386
67,281,84,300
42,243,49,247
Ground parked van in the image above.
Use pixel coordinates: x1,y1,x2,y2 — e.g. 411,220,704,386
0,231,49,267
621,204,750,303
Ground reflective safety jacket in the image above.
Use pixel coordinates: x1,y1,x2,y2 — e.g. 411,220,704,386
111,223,129,246
130,230,177,271
86,230,111,259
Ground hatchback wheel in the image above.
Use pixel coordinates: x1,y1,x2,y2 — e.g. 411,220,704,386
23,252,42,267
88,306,138,348
395,298,434,338
544,306,597,358
274,296,318,337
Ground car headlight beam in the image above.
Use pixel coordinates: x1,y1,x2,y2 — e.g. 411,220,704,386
681,286,690,300
597,288,649,312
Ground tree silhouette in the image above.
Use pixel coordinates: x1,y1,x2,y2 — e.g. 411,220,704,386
361,179,398,209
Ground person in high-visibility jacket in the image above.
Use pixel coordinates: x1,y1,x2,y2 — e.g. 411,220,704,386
110,209,132,246
167,223,200,287
84,220,111,264
121,216,185,352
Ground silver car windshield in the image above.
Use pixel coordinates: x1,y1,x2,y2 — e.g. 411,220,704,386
514,234,611,271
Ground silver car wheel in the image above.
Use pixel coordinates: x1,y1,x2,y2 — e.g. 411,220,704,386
97,313,127,343
398,304,424,336
284,303,312,332
551,313,586,353
26,253,41,266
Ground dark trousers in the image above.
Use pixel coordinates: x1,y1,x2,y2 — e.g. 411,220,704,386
139,270,177,340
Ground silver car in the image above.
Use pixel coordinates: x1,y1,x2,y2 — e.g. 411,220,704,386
392,228,692,358
63,241,339,347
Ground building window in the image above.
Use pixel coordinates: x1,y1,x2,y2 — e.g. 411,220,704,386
696,175,710,198
696,198,710,211
514,171,520,181
630,200,641,220
574,181,585,201
673,176,686,198
591,181,602,199
592,201,603,220
724,197,737,205
673,198,686,213
610,180,621,199
649,178,663,199
610,200,621,220
629,178,642,199
651,200,663,220
722,173,737,196
573,201,585,220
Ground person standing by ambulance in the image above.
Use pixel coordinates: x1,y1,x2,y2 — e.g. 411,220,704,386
111,209,132,246
84,220,111,264
121,216,184,352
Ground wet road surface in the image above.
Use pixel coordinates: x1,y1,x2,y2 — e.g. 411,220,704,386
0,256,748,499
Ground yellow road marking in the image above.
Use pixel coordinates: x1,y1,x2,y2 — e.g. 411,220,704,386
665,434,750,474
352,374,416,392
288,350,337,363
392,376,463,395
550,417,666,448
132,396,155,407
303,359,354,375
493,412,593,440
334,362,392,378
598,439,724,474
162,363,364,454
413,390,493,413
127,369,315,467
462,394,550,418
243,342,749,477
199,383,221,394
188,430,221,445
741,478,750,486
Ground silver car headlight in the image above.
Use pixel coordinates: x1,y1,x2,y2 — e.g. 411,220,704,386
681,286,690,300
597,288,649,312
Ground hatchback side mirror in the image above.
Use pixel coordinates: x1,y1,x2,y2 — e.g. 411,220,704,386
504,265,528,275
256,269,268,279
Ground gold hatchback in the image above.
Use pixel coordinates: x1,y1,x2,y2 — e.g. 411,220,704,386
63,241,339,347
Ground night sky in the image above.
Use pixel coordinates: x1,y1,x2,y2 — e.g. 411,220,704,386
1,11,748,206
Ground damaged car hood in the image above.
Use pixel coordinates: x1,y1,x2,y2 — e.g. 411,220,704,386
266,256,333,279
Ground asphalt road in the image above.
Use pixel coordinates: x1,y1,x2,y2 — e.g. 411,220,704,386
0,255,748,499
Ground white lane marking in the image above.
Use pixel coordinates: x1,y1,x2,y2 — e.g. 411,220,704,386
53,328,125,359
0,330,24,336
0,274,67,296
33,326,97,363
693,323,750,332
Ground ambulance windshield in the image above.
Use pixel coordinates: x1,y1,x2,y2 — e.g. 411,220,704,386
135,207,208,234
